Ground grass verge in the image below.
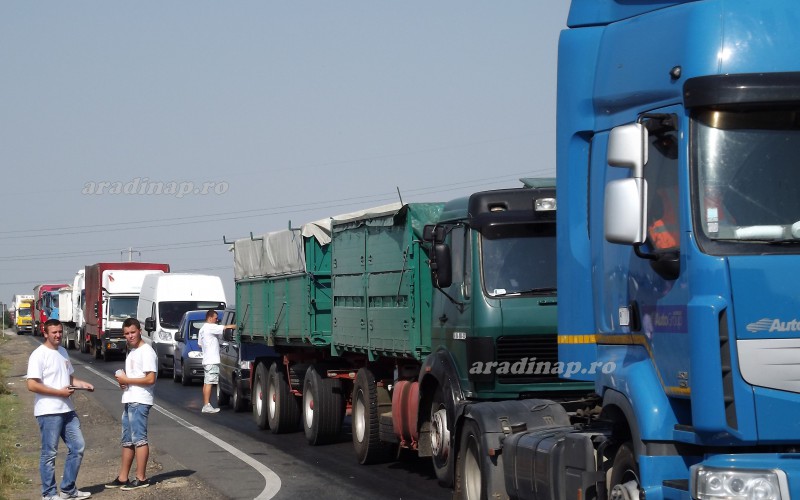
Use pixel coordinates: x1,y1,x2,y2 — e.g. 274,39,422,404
0,336,32,498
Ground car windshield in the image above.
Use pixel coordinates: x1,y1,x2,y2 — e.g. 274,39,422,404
480,223,556,296
108,297,138,322
693,107,800,249
159,301,225,329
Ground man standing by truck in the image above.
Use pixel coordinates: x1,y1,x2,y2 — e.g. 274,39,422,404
198,309,236,414
26,319,94,500
107,318,157,491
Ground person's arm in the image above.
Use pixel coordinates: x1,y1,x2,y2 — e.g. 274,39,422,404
115,371,156,387
69,376,95,391
27,378,73,397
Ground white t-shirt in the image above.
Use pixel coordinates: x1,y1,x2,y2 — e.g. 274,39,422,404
122,342,158,405
26,344,76,417
199,323,224,365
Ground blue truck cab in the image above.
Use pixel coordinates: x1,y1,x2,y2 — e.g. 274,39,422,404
556,0,800,498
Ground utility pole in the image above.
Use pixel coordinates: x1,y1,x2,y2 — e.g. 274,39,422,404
121,247,141,262
1,301,5,338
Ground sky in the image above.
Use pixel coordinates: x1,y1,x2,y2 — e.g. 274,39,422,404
0,1,570,309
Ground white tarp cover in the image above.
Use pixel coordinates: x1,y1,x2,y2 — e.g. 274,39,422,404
234,202,404,280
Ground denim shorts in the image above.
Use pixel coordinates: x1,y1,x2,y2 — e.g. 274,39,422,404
204,364,219,384
121,402,151,447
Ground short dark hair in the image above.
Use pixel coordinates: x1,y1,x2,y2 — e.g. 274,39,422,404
122,317,141,330
43,319,62,332
205,309,218,320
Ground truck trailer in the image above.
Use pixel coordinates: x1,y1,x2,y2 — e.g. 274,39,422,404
234,192,594,492
83,262,170,361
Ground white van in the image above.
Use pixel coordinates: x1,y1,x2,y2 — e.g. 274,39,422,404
136,273,227,376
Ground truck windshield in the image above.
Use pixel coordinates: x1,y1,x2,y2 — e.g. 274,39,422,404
19,308,31,316
480,224,556,296
692,107,800,253
159,301,226,329
108,297,138,322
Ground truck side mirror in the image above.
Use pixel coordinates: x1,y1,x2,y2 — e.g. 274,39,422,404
144,317,155,332
423,225,446,243
431,243,453,288
605,123,648,245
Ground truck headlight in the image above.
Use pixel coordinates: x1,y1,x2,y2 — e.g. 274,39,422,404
188,351,203,359
692,466,787,500
157,329,173,342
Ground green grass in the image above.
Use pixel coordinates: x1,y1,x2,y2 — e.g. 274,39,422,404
0,337,32,498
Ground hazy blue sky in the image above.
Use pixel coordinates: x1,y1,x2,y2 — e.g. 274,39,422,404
1,1,570,307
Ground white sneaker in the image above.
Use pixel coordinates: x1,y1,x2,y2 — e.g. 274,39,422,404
201,404,219,413
58,491,92,499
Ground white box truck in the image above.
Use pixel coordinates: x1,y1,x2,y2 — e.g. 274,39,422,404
137,273,226,377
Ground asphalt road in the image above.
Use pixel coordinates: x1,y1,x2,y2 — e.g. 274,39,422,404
37,336,450,500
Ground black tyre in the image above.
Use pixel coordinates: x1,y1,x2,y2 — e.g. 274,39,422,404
608,442,641,500
252,363,270,430
267,362,301,433
352,367,393,464
454,419,487,500
430,386,454,487
79,332,90,354
217,382,231,407
173,359,181,383
181,362,191,386
232,377,248,413
93,341,102,360
303,366,345,445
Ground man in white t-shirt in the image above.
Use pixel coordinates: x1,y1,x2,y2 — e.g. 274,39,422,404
27,319,94,500
105,318,157,491
198,309,236,414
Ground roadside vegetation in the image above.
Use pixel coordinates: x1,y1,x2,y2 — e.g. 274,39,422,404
0,337,30,498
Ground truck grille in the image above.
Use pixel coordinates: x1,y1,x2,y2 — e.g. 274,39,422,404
496,334,560,384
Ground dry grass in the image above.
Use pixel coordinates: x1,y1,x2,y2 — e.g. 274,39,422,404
0,337,33,499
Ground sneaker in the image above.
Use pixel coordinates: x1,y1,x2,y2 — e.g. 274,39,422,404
201,404,220,413
58,491,91,499
120,478,150,491
43,496,60,500
104,477,128,488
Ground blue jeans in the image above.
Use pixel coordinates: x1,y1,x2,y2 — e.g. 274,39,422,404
36,411,85,497
121,403,151,447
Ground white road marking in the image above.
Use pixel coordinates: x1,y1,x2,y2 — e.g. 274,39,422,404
83,365,281,499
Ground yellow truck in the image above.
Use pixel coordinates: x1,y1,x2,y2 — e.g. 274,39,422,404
14,295,34,335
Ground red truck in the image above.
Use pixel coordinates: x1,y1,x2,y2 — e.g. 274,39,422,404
32,283,67,335
82,262,170,360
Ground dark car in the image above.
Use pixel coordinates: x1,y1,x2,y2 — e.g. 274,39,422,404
173,310,223,386
217,308,278,412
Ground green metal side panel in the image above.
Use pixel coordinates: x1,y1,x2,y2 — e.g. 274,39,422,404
237,278,271,341
331,203,442,360
270,275,309,342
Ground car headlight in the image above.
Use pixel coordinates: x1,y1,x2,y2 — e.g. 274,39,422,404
157,329,174,342
692,466,787,500
188,351,203,359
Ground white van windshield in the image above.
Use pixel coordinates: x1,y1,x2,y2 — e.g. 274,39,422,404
159,301,226,329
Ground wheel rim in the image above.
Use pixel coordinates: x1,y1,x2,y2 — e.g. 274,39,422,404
268,377,277,420
353,390,366,443
431,408,450,461
255,379,263,416
304,388,314,429
464,434,481,500
610,478,640,500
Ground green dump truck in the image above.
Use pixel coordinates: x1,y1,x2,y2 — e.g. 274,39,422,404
234,183,593,490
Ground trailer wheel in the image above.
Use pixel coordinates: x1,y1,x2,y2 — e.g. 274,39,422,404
217,382,231,407
352,368,393,464
608,442,641,500
430,386,454,487
232,377,248,412
454,419,487,500
252,363,270,429
79,332,90,354
267,362,300,433
303,366,345,445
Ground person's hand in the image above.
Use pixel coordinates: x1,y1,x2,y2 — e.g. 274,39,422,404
61,386,75,397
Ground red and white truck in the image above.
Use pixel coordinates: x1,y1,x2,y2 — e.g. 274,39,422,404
82,262,170,360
